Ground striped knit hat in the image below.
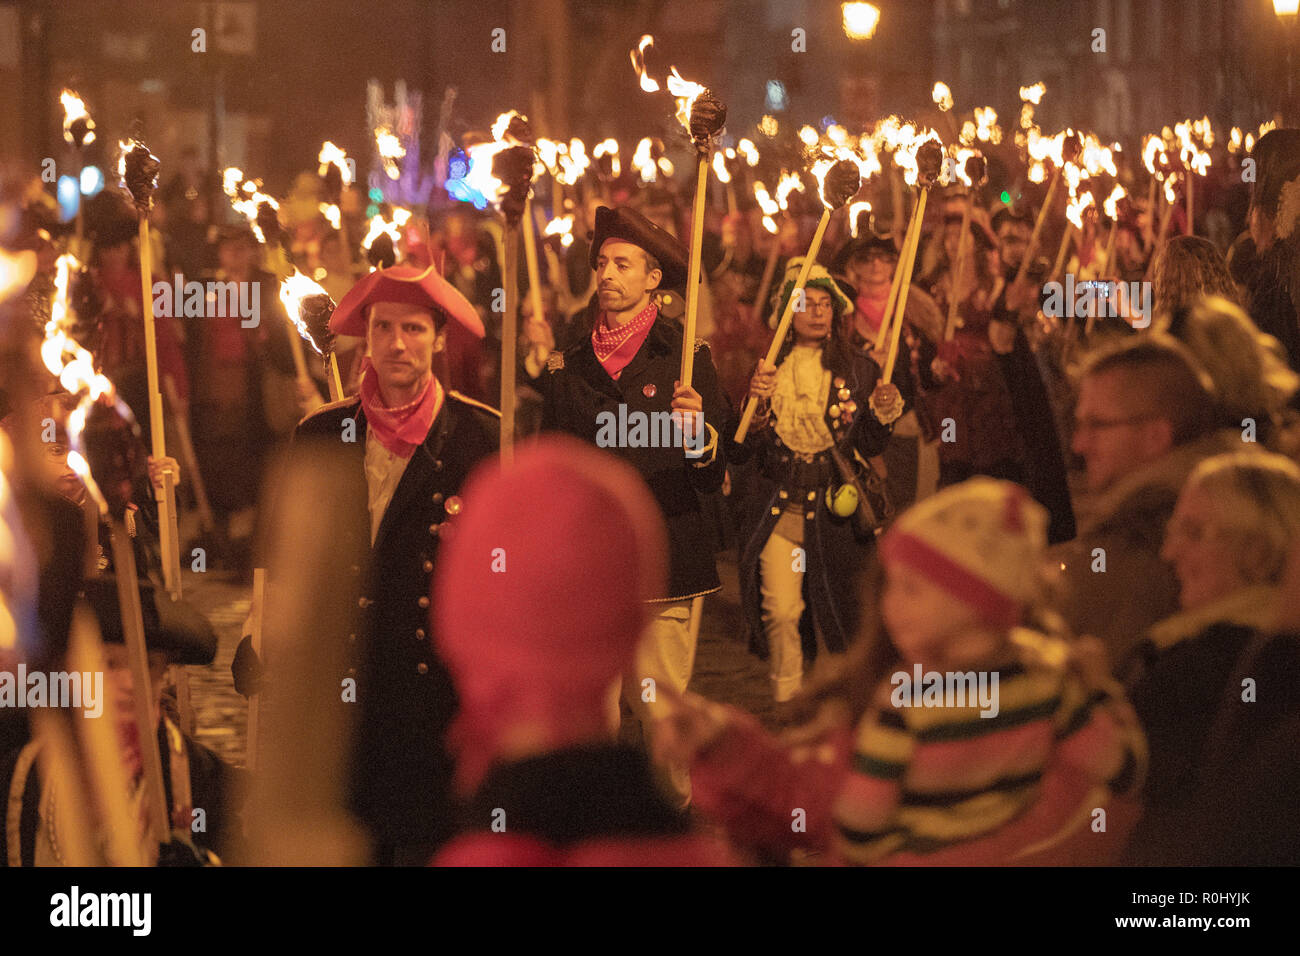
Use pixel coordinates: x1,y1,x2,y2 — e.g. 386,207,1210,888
880,478,1047,627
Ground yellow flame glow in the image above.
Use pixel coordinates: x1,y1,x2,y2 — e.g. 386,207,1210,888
630,35,660,93
318,142,353,186
932,82,953,112
60,89,95,146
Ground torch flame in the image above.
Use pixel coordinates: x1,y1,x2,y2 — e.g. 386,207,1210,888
375,126,406,180
666,67,707,136
221,167,281,242
1103,184,1126,220
278,272,333,356
712,151,731,184
775,171,805,210
60,89,96,146
318,142,353,186
543,214,575,248
593,138,620,177
1065,190,1094,230
1019,82,1046,105
932,82,954,112
847,200,872,237
737,139,759,166
630,35,660,93
362,208,412,256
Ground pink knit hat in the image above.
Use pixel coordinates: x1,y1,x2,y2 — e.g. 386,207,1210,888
433,437,668,792
880,478,1048,627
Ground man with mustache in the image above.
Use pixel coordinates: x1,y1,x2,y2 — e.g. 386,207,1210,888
531,206,730,809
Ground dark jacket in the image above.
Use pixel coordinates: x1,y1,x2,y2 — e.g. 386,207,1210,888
434,744,737,866
733,349,892,657
536,314,730,602
1124,611,1300,865
291,389,500,851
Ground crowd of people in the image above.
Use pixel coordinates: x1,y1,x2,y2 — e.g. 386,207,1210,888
1,114,1299,867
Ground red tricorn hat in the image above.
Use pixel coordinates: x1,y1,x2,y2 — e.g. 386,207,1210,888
328,263,485,338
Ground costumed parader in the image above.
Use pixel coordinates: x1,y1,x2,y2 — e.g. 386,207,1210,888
736,258,902,703
530,205,730,809
234,262,497,864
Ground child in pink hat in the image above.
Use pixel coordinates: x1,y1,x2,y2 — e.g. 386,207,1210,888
661,477,1144,865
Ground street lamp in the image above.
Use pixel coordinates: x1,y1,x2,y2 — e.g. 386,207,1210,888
1276,0,1299,123
842,2,881,41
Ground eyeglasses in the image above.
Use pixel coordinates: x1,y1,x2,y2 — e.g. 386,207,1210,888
801,300,835,314
1073,414,1157,434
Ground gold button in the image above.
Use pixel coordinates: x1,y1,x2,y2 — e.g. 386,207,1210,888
805,512,815,520
807,491,816,501
418,596,430,609
415,629,425,640
358,597,371,608
432,492,444,504
429,523,440,535
348,633,357,643
422,560,433,573
770,506,781,516
778,490,789,500
347,667,356,677
417,662,429,675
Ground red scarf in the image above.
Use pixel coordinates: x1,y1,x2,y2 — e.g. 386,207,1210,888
591,301,657,381
359,356,444,458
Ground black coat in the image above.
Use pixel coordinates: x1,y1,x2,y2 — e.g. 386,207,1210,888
732,349,892,657
535,315,729,602
292,389,500,851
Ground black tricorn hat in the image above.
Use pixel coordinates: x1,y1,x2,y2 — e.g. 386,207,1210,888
81,576,218,666
830,231,898,275
589,205,688,291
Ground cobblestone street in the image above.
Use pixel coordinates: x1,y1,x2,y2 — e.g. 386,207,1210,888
179,552,778,769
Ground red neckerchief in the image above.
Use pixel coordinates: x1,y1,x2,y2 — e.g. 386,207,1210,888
358,356,444,458
591,301,657,381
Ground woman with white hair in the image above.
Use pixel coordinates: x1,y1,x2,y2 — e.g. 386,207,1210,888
1123,451,1300,864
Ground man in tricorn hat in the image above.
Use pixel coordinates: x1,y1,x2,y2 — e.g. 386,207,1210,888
529,205,730,808
238,263,499,863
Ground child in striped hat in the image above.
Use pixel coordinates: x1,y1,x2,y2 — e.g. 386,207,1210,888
663,477,1144,865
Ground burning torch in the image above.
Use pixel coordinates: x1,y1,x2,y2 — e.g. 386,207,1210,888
119,137,182,600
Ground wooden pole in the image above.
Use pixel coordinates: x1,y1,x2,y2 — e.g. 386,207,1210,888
246,567,266,772
1186,170,1195,236
163,374,215,535
873,236,908,354
1100,216,1119,282
327,353,344,402
137,217,182,599
753,221,783,325
883,189,930,382
943,197,973,340
681,154,710,390
734,207,833,444
1050,223,1076,283
1145,187,1175,281
500,221,519,465
1015,166,1061,286
108,520,170,847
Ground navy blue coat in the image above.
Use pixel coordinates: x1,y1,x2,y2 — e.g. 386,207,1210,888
733,349,892,658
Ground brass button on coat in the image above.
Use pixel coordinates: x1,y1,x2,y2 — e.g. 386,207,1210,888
417,596,430,609
417,662,429,675
415,629,425,640
422,560,434,573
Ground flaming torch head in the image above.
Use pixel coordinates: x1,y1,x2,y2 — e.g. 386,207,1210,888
819,159,862,210
61,90,95,149
492,145,538,226
279,272,336,357
962,153,988,189
915,139,945,188
118,139,161,217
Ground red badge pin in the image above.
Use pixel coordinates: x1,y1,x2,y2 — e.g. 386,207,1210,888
643,383,656,398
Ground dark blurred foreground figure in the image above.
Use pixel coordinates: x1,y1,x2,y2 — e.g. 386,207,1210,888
432,438,736,866
1240,129,1300,370
1122,452,1300,865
